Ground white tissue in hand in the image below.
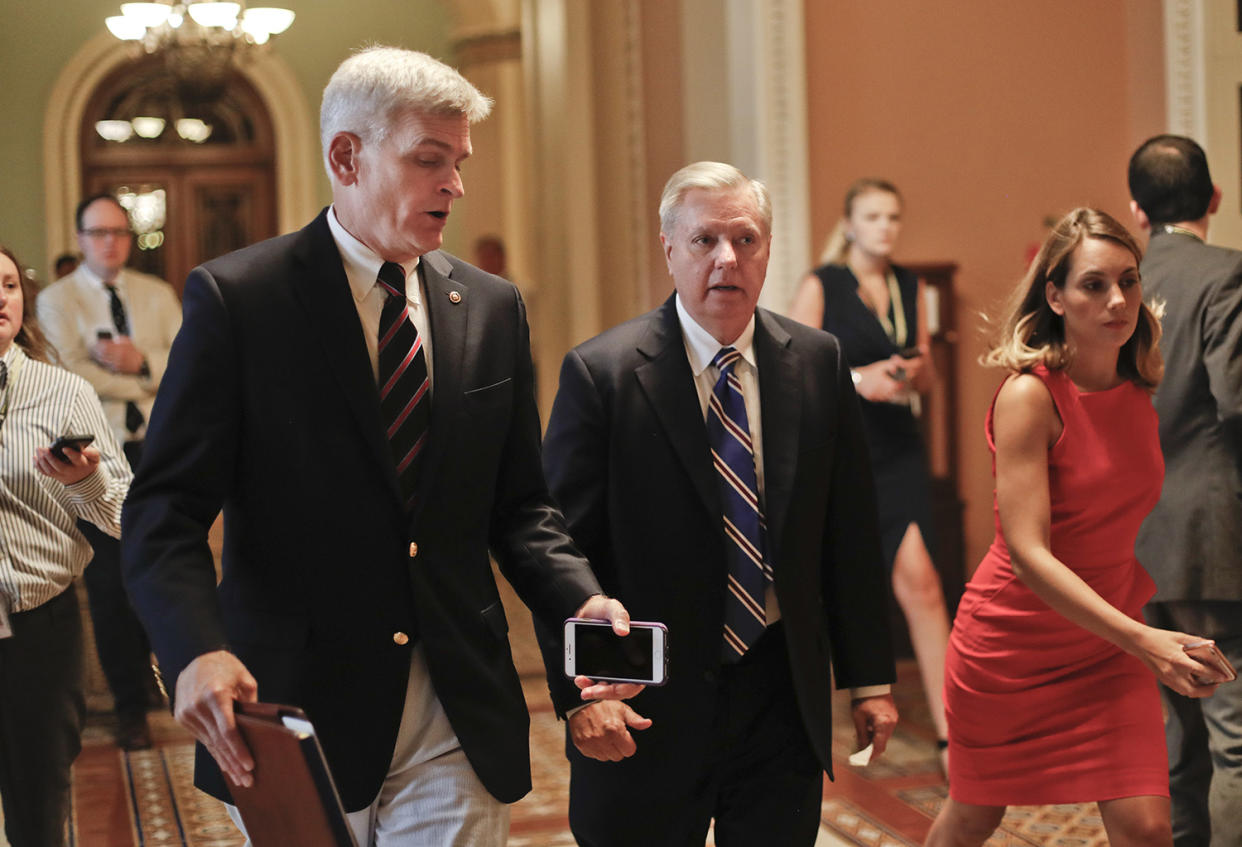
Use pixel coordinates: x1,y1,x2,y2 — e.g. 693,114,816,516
848,742,874,767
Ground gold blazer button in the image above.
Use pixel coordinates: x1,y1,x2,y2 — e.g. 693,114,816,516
409,542,419,558
393,632,410,646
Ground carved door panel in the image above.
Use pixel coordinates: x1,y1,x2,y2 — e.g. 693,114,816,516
81,56,275,296
86,166,275,294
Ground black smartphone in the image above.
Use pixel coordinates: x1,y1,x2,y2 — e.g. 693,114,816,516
898,346,922,359
50,434,95,462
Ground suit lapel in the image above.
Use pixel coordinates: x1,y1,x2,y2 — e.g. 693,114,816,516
411,251,466,516
287,211,402,504
754,309,800,561
634,296,721,521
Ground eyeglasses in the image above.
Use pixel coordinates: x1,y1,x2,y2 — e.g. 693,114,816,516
79,228,132,240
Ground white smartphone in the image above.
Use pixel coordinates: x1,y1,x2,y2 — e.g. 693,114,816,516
563,618,668,686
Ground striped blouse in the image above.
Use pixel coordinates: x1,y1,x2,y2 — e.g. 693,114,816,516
0,344,131,611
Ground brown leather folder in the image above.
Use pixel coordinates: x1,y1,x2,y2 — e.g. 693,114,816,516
230,701,357,847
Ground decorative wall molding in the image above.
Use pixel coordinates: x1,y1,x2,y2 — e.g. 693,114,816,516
454,29,522,65
42,33,316,269
1163,0,1207,140
681,0,811,312
1163,0,1242,247
623,0,652,319
750,0,810,312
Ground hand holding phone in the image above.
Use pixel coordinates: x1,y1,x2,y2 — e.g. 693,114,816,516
1184,640,1237,685
50,433,95,462
564,618,668,685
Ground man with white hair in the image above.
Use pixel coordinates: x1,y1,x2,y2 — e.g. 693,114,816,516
122,46,635,845
537,161,898,845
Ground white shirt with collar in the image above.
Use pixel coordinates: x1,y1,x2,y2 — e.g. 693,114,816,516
327,206,434,387
674,294,890,701
60,262,128,339
35,263,181,445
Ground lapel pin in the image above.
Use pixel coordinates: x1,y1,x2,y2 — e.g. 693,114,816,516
448,290,462,304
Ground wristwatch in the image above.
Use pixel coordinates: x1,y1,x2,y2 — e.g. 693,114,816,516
850,369,862,386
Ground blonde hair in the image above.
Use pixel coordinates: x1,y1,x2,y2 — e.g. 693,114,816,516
982,207,1162,391
817,177,902,265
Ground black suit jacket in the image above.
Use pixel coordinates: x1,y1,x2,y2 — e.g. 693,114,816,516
537,296,894,808
122,210,601,809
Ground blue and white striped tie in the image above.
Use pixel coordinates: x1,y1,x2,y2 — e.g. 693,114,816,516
708,347,773,661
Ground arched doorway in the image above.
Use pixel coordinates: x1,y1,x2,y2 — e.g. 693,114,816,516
80,54,277,292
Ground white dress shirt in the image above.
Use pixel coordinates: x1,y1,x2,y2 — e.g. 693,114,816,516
327,206,434,386
674,295,890,700
36,264,182,445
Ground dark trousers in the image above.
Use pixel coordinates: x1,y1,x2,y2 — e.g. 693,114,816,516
78,440,152,716
0,587,85,847
571,624,824,847
1146,601,1242,847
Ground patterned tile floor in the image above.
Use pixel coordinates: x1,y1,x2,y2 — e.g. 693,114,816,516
4,586,1112,846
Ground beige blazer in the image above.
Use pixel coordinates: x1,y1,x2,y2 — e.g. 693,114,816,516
37,266,182,444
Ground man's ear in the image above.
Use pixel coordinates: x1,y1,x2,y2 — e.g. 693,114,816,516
326,132,362,186
659,232,674,272
1045,280,1065,316
1209,184,1222,216
1129,200,1150,233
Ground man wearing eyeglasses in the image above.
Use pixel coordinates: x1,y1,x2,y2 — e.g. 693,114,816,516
37,193,182,751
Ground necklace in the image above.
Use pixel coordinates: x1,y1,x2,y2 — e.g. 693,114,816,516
1163,224,1203,242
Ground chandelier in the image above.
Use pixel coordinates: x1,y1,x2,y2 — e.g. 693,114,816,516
105,2,295,100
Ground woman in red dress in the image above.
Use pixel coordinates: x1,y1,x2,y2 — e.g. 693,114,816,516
925,209,1225,847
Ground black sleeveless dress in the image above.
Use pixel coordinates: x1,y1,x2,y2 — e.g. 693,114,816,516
813,262,934,568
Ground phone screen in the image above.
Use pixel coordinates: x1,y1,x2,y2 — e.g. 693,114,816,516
574,623,654,681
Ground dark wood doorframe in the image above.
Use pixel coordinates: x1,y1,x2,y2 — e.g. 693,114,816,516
86,165,275,295
80,55,276,293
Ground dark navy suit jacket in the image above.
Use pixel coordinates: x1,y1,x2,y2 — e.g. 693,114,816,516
122,209,600,809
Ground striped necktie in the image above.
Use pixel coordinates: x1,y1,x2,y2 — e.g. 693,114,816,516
707,347,773,661
377,262,430,511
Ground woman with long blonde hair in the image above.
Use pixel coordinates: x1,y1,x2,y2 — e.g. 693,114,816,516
791,178,951,763
925,209,1222,847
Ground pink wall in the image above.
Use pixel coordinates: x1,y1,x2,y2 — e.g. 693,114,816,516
804,1,1166,573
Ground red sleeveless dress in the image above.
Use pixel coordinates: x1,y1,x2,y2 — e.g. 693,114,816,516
945,366,1168,805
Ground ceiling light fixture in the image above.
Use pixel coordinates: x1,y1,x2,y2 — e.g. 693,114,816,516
105,1,294,100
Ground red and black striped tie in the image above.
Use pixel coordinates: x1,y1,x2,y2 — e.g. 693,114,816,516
377,262,430,510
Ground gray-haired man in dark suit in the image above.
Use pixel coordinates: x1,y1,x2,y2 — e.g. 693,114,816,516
1130,134,1242,847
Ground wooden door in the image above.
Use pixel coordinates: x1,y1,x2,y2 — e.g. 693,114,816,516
81,55,276,295
87,165,275,292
